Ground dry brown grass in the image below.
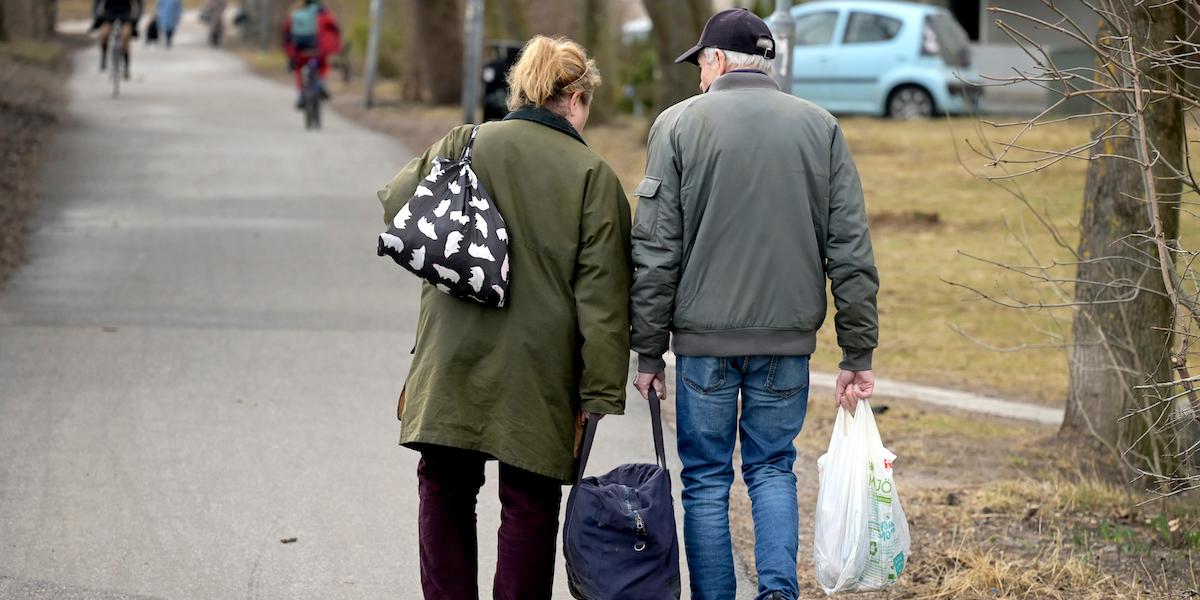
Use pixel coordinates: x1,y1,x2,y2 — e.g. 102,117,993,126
916,540,1109,599
716,399,1200,598
652,380,1200,598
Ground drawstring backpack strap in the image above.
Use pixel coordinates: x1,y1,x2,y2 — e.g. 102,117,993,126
460,124,483,162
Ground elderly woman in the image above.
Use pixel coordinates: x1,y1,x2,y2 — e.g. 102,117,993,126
376,36,631,600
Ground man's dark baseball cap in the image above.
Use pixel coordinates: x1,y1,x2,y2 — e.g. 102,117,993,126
675,8,776,65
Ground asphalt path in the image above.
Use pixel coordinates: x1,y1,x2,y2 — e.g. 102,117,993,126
0,18,732,600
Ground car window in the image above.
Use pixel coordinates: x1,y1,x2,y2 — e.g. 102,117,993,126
843,12,903,44
794,11,839,46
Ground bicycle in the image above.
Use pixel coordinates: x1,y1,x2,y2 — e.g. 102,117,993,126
299,53,322,130
108,17,123,98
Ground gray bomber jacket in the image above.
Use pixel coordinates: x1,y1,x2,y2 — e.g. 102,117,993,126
630,70,879,373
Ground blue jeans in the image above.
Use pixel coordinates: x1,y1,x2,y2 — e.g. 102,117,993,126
676,355,810,600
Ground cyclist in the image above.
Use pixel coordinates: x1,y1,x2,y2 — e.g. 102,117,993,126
92,0,142,79
282,0,341,109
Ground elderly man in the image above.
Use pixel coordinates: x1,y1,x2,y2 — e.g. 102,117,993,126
629,8,880,600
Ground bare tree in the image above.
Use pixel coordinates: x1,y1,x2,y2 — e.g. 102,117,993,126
1,0,58,40
642,0,710,115
578,0,615,124
491,0,528,41
408,0,464,105
958,0,1199,494
40,0,55,39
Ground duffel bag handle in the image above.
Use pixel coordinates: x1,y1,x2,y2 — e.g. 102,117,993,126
567,389,668,519
647,388,667,471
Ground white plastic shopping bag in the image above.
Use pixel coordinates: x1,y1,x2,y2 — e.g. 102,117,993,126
813,401,910,594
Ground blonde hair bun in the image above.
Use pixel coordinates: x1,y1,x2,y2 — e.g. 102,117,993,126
506,35,602,111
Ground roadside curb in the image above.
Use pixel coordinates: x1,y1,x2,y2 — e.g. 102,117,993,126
661,353,1063,426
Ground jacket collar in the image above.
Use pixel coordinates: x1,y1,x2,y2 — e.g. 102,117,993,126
708,70,781,93
503,107,587,145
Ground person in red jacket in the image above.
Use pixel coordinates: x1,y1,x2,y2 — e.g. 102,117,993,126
283,0,340,108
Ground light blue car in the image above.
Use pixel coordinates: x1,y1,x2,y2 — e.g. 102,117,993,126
788,0,981,118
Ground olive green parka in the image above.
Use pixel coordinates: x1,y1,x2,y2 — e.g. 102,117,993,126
377,109,633,482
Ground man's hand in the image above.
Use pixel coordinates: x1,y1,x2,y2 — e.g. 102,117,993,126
835,369,875,412
635,371,667,401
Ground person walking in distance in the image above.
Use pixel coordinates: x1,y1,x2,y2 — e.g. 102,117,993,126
155,0,182,48
376,36,631,600
629,8,880,600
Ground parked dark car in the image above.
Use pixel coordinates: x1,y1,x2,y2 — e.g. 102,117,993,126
482,41,523,122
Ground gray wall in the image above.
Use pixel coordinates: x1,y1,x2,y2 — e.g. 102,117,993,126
979,0,1097,48
917,0,1097,47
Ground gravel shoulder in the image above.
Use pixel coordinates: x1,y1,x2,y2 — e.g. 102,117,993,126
0,35,81,286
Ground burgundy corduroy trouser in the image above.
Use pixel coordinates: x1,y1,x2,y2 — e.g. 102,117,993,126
416,445,563,600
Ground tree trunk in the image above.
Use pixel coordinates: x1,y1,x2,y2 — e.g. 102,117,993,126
247,0,297,48
270,0,292,47
642,0,710,116
409,0,463,105
491,0,527,41
577,0,614,124
38,0,55,39
1,0,57,41
1063,4,1184,478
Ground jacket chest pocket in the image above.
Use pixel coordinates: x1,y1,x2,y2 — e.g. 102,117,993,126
631,177,662,240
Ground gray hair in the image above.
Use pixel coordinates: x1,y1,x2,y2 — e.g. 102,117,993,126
700,47,774,75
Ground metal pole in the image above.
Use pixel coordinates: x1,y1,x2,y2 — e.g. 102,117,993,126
766,0,794,92
364,0,383,108
461,0,485,124
258,0,270,49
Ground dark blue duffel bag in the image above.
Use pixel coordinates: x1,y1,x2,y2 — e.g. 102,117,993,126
564,390,681,600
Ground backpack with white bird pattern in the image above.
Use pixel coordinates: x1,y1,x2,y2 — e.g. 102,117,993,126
377,125,510,307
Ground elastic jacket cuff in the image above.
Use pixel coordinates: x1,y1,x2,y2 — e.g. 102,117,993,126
839,348,874,372
581,399,625,416
638,353,667,374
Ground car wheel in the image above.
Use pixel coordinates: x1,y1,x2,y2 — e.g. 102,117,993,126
888,85,935,119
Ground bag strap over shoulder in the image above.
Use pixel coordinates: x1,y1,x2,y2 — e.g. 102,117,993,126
460,124,483,162
566,389,669,519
